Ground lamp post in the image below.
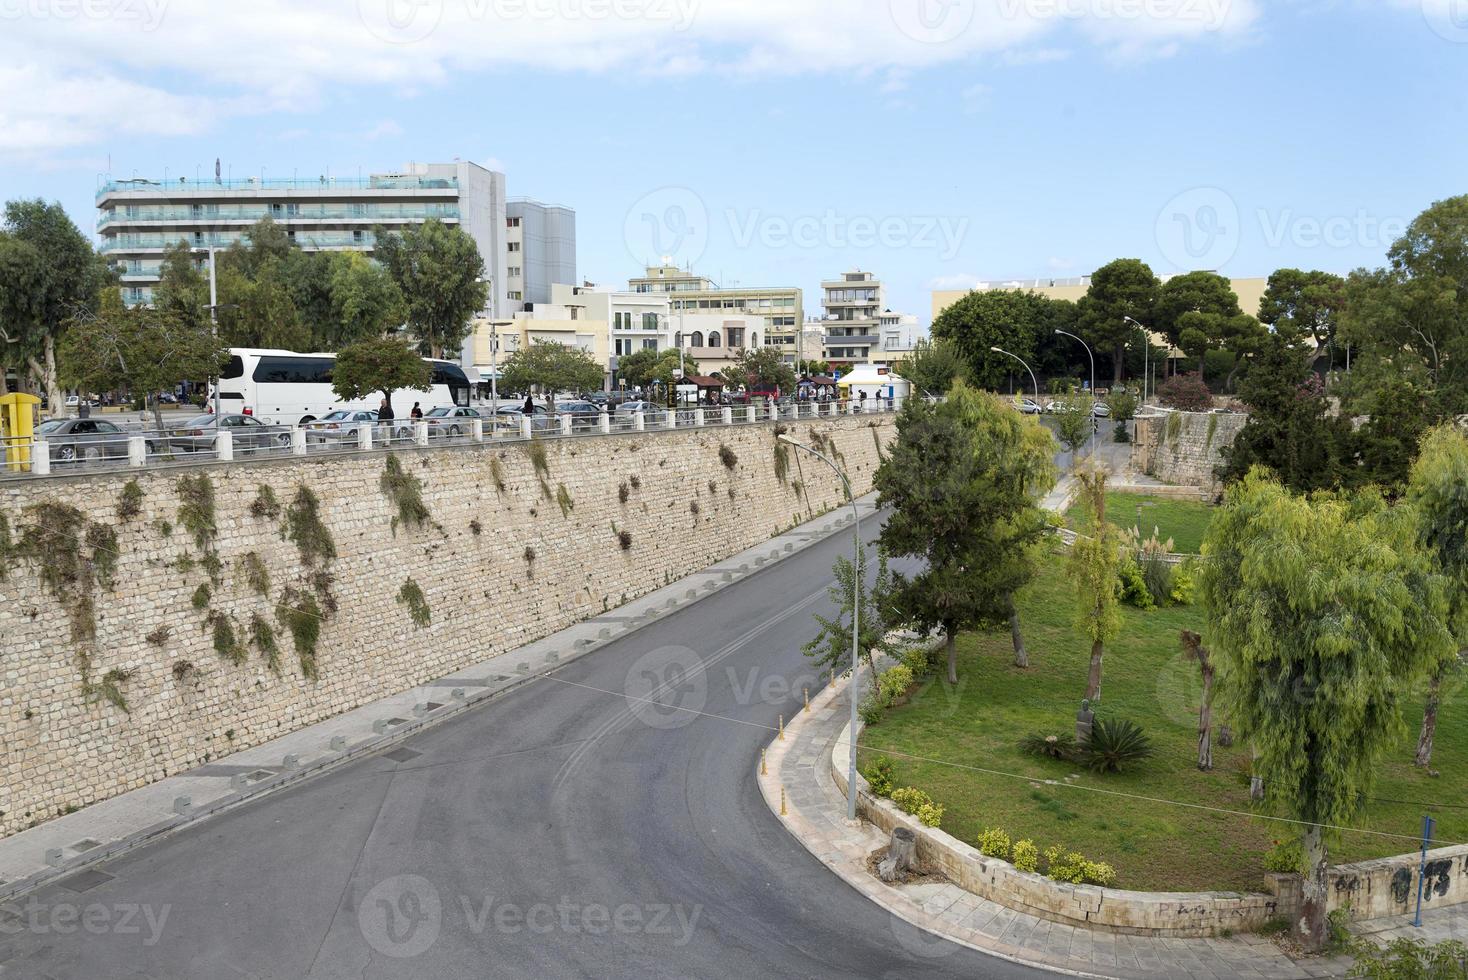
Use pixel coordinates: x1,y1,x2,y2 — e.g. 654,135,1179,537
778,434,861,822
1123,315,1150,405
989,346,1039,402
1055,328,1096,457
475,276,497,408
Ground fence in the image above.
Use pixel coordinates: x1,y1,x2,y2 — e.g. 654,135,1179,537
0,397,906,482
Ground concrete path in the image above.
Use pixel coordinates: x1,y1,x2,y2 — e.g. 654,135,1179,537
764,679,1463,980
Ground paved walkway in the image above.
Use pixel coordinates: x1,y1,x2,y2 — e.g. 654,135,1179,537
0,494,886,903
762,680,1463,979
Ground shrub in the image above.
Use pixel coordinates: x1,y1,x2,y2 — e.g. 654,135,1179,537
1011,839,1039,873
381,454,432,533
1082,718,1155,774
397,578,431,628
117,479,144,520
1044,845,1117,886
1157,372,1212,412
858,690,885,727
191,583,211,610
718,444,738,470
1347,937,1468,979
976,827,1011,859
1327,906,1353,951
900,644,939,678
877,664,914,707
1141,553,1173,607
862,756,896,797
1263,838,1306,875
1113,421,1130,443
1170,561,1198,606
1117,554,1155,609
890,787,943,828
1021,732,1078,761
249,484,280,520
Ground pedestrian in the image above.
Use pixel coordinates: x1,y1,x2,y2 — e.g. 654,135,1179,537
410,402,423,420
77,398,90,419
522,393,535,415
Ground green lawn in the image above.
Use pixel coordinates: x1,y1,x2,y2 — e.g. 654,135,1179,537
857,549,1468,893
1066,491,1216,554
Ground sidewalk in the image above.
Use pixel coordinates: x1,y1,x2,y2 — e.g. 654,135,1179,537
761,679,1463,979
0,494,885,902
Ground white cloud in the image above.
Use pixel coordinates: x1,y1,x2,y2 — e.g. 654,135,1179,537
0,0,1362,157
363,119,406,140
928,273,984,291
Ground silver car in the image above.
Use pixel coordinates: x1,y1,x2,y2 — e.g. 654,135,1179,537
167,414,292,454
304,410,378,446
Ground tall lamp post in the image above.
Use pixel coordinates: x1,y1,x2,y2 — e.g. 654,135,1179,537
1123,316,1150,405
778,434,861,822
989,346,1039,402
1055,328,1096,457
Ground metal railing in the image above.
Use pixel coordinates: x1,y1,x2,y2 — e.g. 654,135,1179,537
0,397,907,482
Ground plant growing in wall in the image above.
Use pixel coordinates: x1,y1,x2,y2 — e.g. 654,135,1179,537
176,473,216,551
718,444,738,470
556,484,574,518
86,522,117,589
206,611,247,666
251,612,281,674
85,668,132,714
239,552,270,596
773,440,790,484
276,588,323,680
524,439,553,500
191,583,211,610
489,455,507,494
397,578,431,628
380,454,433,534
249,484,280,520
284,487,336,570
117,479,144,521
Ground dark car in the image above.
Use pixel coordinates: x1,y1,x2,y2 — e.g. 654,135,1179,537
167,414,291,454
36,418,130,464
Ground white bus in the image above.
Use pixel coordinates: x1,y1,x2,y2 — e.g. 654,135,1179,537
211,348,471,426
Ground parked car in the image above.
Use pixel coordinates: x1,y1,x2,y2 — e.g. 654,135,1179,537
549,400,603,432
615,400,660,416
1013,398,1043,415
36,418,130,464
304,409,377,446
167,414,292,454
1091,402,1111,418
423,406,486,438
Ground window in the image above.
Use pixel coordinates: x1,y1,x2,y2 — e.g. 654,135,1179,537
708,331,721,347
252,356,335,384
508,290,522,301
507,242,521,252
751,332,758,346
352,230,364,244
507,217,521,227
285,203,300,217
642,339,658,350
508,266,521,277
642,312,659,330
689,331,704,347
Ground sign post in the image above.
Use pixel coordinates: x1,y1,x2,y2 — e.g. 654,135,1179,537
1414,813,1436,927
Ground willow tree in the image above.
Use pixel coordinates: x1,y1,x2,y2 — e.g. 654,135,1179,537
1069,467,1120,702
1201,471,1453,950
1406,425,1468,768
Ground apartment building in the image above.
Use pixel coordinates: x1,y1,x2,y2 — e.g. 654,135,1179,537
505,199,576,310
627,264,803,362
821,270,884,369
547,283,672,359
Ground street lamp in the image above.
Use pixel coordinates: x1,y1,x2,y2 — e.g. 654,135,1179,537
1055,328,1096,457
778,434,861,822
989,346,1039,402
475,276,498,408
1123,316,1150,405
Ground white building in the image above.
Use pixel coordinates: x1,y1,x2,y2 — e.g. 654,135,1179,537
550,283,672,359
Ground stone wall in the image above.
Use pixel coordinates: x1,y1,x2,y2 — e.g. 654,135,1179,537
1325,844,1468,920
1131,410,1247,491
0,416,892,838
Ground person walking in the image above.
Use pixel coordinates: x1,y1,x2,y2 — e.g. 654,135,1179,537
410,402,423,420
378,395,395,442
522,393,535,415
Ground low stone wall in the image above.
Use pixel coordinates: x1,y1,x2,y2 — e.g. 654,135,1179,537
0,416,892,838
1324,844,1468,921
1131,410,1247,490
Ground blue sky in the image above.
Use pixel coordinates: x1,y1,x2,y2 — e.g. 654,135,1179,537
2,0,1465,325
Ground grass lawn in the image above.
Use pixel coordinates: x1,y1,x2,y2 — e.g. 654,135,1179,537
857,548,1468,893
1066,491,1216,554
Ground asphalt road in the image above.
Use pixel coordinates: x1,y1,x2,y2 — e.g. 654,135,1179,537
0,519,1051,980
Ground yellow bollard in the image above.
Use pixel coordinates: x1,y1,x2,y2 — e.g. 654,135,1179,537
780,786,787,817
760,748,767,776
804,687,810,713
830,667,835,687
778,714,784,740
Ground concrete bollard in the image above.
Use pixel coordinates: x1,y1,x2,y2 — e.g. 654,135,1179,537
780,787,788,817
722,406,733,425
215,429,234,462
173,795,192,814
231,773,250,792
128,434,146,467
471,419,484,442
373,719,391,735
45,848,64,867
560,414,572,437
329,736,347,752
778,714,784,740
415,421,429,446
599,413,610,434
633,411,646,432
291,426,307,455
357,424,372,451
666,410,677,430
804,687,810,713
32,439,50,475
283,754,300,769
695,408,706,427
520,415,533,440
760,749,768,776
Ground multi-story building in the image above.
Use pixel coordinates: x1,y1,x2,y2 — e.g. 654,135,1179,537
673,313,765,378
505,199,576,311
470,296,611,392
627,264,803,362
821,270,884,370
549,283,671,359
874,311,921,368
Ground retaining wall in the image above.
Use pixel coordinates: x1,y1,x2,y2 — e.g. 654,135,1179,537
0,416,892,838
1131,411,1247,490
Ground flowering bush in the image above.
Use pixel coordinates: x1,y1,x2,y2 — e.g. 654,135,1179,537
890,787,944,828
1157,372,1213,412
877,664,915,707
862,756,896,797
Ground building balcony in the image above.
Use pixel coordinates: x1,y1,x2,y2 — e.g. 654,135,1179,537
99,230,382,253
97,204,460,230
823,334,880,346
96,175,458,201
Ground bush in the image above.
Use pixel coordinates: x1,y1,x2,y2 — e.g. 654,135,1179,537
1327,906,1353,952
1170,561,1198,606
1117,555,1155,609
890,787,944,828
1157,372,1212,412
877,664,915,707
1140,553,1173,607
1021,732,1078,761
1044,845,1118,886
1012,839,1039,873
1081,718,1155,774
976,827,1011,858
858,690,885,727
1262,838,1305,875
1113,421,1131,443
862,756,896,797
900,644,939,678
1347,937,1468,979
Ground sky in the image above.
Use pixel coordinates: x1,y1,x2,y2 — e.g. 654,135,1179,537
1,0,1465,326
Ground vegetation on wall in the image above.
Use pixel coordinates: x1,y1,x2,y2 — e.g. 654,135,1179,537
488,455,507,493
85,668,132,714
249,484,280,520
117,479,144,521
524,439,553,500
284,486,336,569
556,483,574,518
380,453,432,533
239,552,270,596
86,522,117,589
250,612,281,674
175,473,217,551
773,441,790,484
276,588,323,680
191,583,211,610
17,502,97,658
207,611,247,665
397,578,431,628
719,444,738,470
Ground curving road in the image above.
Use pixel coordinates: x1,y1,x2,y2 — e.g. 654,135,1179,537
0,519,1051,979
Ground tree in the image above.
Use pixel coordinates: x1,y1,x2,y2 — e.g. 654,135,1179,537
803,544,901,679
1153,270,1241,346
2,200,107,410
1406,425,1468,768
499,340,604,405
1070,468,1121,703
727,347,796,395
875,382,1056,682
1257,269,1345,370
1218,334,1351,493
1051,393,1092,466
59,288,226,431
330,337,431,409
0,233,45,394
894,337,965,397
1352,380,1434,493
1076,259,1159,385
1105,389,1137,443
1180,631,1216,771
930,289,1052,390
1201,472,1454,950
325,252,406,349
1156,371,1212,411
797,359,830,376
617,347,698,389
374,220,489,360
215,257,311,351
